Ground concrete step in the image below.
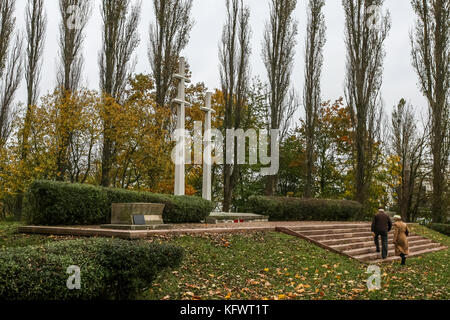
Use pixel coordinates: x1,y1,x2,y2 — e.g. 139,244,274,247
299,227,372,236
330,236,423,251
356,243,443,262
322,236,377,246
309,231,396,241
371,246,448,263
322,233,423,246
343,239,433,256
290,224,370,232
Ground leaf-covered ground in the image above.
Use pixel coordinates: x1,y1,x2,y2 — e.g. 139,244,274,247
0,221,448,300
143,225,449,300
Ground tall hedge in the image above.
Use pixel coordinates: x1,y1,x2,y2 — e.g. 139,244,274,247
24,180,214,225
0,238,184,300
247,196,363,221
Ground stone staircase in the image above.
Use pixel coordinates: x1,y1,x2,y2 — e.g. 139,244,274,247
276,223,447,263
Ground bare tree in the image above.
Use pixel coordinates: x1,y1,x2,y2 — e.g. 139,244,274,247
0,0,15,78
410,0,449,223
0,35,22,145
303,0,326,198
99,0,141,187
24,0,46,111
219,0,251,212
0,0,20,146
57,0,91,93
22,0,47,160
280,88,298,140
12,0,47,218
149,0,194,108
262,0,298,196
342,0,391,209
55,0,91,181
390,99,427,222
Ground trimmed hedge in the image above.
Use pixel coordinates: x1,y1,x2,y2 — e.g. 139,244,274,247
0,238,183,300
429,223,450,236
24,180,214,225
247,196,363,221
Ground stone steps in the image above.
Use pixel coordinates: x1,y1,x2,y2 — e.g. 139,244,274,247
342,238,433,256
290,223,370,231
276,223,447,264
371,246,448,264
299,227,371,236
321,235,378,246
354,242,443,262
330,236,424,251
309,231,389,241
324,235,423,251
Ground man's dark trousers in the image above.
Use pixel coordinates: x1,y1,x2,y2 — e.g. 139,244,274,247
374,231,388,259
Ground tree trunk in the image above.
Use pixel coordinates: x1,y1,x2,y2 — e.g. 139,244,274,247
304,130,314,198
265,175,277,196
355,117,367,206
101,138,112,187
432,127,443,223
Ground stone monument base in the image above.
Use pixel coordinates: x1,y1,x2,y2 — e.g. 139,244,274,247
105,203,167,230
100,224,172,231
205,212,269,224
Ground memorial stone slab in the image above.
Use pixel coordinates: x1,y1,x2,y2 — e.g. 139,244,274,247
111,203,165,225
133,215,146,226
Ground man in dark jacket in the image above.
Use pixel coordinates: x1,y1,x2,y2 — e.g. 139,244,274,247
371,208,392,259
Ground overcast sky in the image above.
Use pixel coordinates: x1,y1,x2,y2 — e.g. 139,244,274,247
13,0,427,122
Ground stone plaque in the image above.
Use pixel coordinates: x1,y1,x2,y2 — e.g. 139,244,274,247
133,215,146,225
111,203,165,225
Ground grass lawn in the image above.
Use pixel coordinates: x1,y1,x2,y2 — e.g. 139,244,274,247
143,224,449,300
1,221,448,300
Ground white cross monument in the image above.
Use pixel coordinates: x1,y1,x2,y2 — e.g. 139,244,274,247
172,57,191,196
201,92,215,201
